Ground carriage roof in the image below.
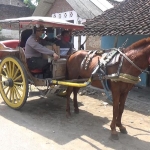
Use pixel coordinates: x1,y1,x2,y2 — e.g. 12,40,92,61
0,16,84,30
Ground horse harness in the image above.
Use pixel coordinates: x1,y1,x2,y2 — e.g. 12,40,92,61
81,50,98,70
81,48,149,95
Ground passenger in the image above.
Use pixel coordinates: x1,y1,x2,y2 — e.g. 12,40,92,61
55,30,76,96
25,24,59,78
55,30,76,58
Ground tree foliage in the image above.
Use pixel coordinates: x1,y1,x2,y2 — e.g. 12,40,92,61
20,0,40,9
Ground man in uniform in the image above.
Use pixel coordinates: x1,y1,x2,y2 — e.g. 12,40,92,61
25,24,59,78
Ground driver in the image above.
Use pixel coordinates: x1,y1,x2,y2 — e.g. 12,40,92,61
25,24,59,78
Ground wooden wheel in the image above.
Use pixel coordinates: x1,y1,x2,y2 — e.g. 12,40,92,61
0,56,28,109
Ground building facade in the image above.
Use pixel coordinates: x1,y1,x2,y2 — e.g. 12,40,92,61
0,0,33,40
33,0,113,50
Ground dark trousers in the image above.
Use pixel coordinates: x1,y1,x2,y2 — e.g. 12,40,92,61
27,57,52,78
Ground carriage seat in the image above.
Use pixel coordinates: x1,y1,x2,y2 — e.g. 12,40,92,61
0,41,19,58
0,42,11,50
0,40,19,49
30,69,43,74
19,47,43,77
30,68,43,79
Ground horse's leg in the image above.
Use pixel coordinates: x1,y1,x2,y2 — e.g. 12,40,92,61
110,91,120,140
73,87,80,114
66,86,73,117
116,92,128,134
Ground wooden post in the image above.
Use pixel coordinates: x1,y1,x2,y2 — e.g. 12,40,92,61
78,36,81,50
114,35,118,48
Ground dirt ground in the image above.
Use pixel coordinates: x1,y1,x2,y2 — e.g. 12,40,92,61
0,86,150,150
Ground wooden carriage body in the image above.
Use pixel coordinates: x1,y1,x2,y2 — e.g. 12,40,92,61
0,16,84,109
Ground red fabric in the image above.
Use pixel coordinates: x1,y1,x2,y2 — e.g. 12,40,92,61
30,69,43,73
1,40,19,49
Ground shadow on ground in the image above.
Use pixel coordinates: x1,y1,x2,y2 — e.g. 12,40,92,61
0,91,150,149
79,86,150,116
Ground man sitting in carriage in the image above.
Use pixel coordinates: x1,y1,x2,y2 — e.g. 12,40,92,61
25,24,59,78
55,30,76,58
54,30,76,96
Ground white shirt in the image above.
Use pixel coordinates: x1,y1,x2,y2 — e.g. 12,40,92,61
25,34,54,58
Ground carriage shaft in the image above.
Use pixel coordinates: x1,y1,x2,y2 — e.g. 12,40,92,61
51,78,91,87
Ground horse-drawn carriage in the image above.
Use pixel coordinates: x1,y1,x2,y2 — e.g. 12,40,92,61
0,16,85,109
1,16,150,140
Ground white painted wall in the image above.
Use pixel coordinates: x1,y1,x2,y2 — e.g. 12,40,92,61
0,29,19,40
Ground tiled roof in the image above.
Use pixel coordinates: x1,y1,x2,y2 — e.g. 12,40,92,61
107,0,120,6
75,0,150,36
0,5,34,20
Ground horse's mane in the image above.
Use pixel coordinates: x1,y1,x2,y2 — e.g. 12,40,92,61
126,37,150,51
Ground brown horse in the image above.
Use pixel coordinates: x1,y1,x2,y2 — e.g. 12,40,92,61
65,37,150,140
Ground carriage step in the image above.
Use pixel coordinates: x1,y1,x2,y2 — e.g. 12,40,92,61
45,85,65,97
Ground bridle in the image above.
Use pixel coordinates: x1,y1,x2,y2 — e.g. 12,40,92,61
117,48,150,74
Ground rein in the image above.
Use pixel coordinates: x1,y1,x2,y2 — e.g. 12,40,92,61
90,45,149,100
91,46,149,88
117,48,150,74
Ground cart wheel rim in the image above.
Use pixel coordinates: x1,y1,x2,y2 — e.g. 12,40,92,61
0,57,28,109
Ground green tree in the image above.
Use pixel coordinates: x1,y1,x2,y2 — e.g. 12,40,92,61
21,0,40,9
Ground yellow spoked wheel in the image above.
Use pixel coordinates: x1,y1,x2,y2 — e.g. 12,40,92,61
0,56,28,109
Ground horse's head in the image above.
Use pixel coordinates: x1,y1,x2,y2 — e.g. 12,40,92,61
125,37,150,63
118,37,150,76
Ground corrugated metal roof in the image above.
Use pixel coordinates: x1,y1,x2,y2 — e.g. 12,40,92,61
74,0,150,36
33,0,113,19
66,0,102,19
33,0,55,16
66,0,113,19
90,0,113,11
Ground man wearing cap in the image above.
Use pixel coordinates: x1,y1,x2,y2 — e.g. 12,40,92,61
25,24,59,78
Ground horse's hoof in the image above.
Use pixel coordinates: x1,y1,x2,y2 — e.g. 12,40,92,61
66,112,71,118
120,128,128,134
110,133,119,140
74,109,79,114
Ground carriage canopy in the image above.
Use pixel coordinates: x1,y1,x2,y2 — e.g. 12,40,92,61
0,16,84,30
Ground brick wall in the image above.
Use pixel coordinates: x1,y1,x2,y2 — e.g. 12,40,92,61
47,0,73,17
86,36,101,50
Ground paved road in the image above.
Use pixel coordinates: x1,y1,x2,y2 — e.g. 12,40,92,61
0,86,150,150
